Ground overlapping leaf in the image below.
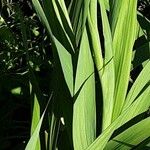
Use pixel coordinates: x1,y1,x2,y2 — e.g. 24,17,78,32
111,0,137,120
87,86,150,149
32,0,74,96
123,61,150,111
69,0,91,44
25,94,52,150
105,117,150,150
98,0,115,130
73,28,96,150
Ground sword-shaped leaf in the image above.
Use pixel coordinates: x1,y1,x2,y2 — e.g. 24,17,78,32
105,117,150,150
32,0,74,96
98,0,115,130
69,0,90,44
87,86,150,150
111,0,137,120
73,28,96,150
25,94,52,150
123,61,150,111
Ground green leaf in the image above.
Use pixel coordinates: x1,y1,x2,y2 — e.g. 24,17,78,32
11,87,21,95
57,0,73,29
73,28,96,150
29,69,43,150
32,0,53,38
87,86,150,150
48,113,60,150
25,94,52,150
25,106,43,150
69,0,91,44
132,137,150,150
32,0,74,96
104,0,110,11
87,0,103,76
98,0,115,130
123,61,150,111
30,93,41,150
111,0,138,120
55,0,76,49
42,0,75,54
0,16,5,25
105,117,150,150
54,37,74,96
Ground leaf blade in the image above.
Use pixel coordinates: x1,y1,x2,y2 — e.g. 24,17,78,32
105,117,150,150
73,28,96,150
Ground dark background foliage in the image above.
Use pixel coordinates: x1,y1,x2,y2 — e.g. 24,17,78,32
0,0,149,149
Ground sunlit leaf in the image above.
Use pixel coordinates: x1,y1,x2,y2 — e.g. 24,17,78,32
73,28,96,150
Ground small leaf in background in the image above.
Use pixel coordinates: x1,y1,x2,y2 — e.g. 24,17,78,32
32,27,39,36
11,87,21,95
0,16,5,25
